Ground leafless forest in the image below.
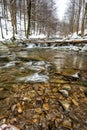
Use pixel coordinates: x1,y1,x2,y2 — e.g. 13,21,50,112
0,0,87,38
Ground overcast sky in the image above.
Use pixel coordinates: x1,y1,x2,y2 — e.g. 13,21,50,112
54,0,69,20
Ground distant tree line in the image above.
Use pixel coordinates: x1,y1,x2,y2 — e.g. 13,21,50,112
61,0,87,37
0,0,87,39
0,0,58,39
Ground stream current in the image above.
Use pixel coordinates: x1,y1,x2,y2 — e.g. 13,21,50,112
0,47,87,86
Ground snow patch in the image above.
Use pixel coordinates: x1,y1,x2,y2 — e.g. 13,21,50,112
29,34,46,39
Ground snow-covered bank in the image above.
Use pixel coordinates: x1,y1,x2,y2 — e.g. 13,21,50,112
64,31,87,40
0,36,87,53
26,43,87,52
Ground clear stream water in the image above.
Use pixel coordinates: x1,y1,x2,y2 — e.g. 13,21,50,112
0,47,87,87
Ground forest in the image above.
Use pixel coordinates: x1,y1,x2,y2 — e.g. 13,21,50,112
0,0,87,39
0,0,87,130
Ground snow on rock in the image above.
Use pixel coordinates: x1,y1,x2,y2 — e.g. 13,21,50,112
64,33,81,40
57,45,81,51
26,43,36,48
29,34,46,39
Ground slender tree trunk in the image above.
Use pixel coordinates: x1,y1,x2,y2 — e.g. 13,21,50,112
26,0,31,38
72,0,75,33
24,0,27,36
76,0,81,34
81,0,86,36
1,0,4,38
19,0,22,31
0,18,4,38
10,0,15,40
14,0,17,34
3,0,8,35
33,0,36,34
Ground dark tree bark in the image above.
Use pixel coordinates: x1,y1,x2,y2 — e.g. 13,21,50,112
26,0,31,38
10,0,15,40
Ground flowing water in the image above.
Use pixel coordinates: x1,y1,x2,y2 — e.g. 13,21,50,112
0,47,87,87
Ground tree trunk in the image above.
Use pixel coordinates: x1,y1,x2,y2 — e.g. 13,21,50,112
26,0,31,38
76,0,81,34
14,0,17,34
0,18,4,38
24,0,27,36
3,0,8,35
81,0,86,36
10,0,15,40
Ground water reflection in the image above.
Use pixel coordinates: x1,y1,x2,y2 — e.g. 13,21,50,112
0,48,87,85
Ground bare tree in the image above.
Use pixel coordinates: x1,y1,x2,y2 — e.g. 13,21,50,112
10,0,16,40
26,0,31,38
81,0,87,36
76,0,82,34
0,0,59,39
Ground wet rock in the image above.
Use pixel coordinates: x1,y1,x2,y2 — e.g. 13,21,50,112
17,103,23,114
12,85,19,93
0,88,4,91
72,99,79,106
10,118,17,124
59,101,70,111
36,97,43,106
50,79,68,84
52,88,58,93
0,116,6,121
62,119,72,130
62,84,71,91
43,103,49,111
33,118,38,123
37,90,43,96
59,90,69,97
23,97,32,102
35,108,42,114
11,104,17,112
27,90,36,98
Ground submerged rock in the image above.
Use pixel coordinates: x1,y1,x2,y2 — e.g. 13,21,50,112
72,99,79,106
59,89,69,97
17,103,23,114
43,103,49,111
62,119,72,130
59,101,70,111
62,84,71,91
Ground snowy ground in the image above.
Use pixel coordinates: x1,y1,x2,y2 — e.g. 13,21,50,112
0,13,87,41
